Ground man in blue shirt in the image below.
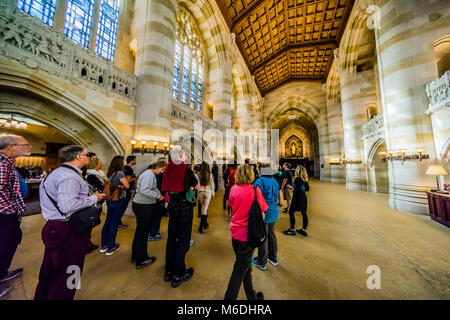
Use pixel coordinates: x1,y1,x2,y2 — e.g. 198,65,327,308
34,145,105,300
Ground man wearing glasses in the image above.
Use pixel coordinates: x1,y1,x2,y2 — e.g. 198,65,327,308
34,145,105,300
0,135,32,299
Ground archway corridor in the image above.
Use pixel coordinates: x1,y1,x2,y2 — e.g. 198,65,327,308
6,180,449,300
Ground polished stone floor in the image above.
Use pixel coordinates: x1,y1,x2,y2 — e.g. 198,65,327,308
4,179,450,300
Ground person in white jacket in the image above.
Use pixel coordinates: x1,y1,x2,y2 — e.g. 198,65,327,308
197,161,215,233
131,159,167,269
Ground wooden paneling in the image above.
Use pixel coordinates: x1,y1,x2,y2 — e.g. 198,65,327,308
217,0,355,94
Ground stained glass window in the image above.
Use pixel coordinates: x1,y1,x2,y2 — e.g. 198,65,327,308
173,9,206,113
95,0,120,61
17,0,56,26
181,46,190,105
64,0,94,49
190,60,197,109
197,65,203,112
172,40,181,100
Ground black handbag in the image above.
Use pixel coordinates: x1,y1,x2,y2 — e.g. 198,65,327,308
42,165,101,234
247,186,267,248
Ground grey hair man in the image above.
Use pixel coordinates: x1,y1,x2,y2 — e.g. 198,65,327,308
0,135,32,299
34,145,105,300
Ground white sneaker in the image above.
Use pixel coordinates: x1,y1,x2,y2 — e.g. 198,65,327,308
189,240,194,247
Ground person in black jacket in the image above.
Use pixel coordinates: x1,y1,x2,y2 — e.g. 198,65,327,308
212,161,219,192
283,165,310,237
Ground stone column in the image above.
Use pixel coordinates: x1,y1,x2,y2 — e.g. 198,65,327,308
376,0,450,214
88,0,101,52
133,0,177,143
319,84,331,181
53,0,68,31
211,58,232,130
114,0,135,73
326,94,346,183
340,66,379,191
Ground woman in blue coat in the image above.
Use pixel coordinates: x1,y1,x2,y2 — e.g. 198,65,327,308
251,163,280,271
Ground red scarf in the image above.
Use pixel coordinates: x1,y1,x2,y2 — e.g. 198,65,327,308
161,161,187,192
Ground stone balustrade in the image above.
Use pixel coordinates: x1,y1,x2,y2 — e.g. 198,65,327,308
425,70,450,114
171,100,216,130
0,3,137,103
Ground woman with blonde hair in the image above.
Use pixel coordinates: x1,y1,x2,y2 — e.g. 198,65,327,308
283,165,310,237
224,164,268,300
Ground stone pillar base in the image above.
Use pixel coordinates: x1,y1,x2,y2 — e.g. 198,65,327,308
389,186,430,216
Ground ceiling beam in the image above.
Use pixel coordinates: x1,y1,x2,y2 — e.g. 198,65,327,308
230,0,266,31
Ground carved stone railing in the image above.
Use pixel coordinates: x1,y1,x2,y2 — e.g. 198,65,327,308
362,113,384,140
171,100,216,130
425,70,450,114
0,3,137,103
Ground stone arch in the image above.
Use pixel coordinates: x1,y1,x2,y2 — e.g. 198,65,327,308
440,136,450,161
0,73,126,162
279,126,311,159
366,139,389,194
366,137,386,167
327,61,341,102
267,95,321,125
338,0,375,73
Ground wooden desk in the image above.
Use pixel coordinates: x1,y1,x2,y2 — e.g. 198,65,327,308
426,191,450,227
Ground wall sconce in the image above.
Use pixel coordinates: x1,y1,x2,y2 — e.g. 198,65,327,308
130,140,137,154
329,160,342,165
379,148,429,162
130,139,170,156
342,158,362,165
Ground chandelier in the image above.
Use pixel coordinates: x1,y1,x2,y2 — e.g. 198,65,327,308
0,115,28,129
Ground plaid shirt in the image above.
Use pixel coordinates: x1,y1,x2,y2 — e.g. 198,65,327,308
0,153,25,219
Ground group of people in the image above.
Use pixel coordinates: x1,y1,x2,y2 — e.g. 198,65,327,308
0,133,311,300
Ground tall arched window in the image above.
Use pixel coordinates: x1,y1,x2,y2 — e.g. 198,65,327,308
95,0,121,61
64,0,94,49
172,8,206,113
17,0,56,26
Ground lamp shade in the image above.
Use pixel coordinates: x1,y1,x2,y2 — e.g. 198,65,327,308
426,165,448,176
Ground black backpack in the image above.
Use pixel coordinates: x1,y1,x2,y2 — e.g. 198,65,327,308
247,187,267,248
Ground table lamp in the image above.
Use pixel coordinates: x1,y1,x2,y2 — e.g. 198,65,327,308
426,165,448,190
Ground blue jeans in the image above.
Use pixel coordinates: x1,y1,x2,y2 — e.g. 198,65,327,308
102,198,127,249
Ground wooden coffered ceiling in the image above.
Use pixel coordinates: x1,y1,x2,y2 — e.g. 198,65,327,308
216,0,355,95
